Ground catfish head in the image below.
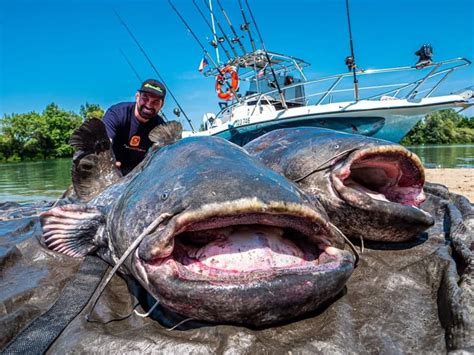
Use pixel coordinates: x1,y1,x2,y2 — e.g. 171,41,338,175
244,127,434,242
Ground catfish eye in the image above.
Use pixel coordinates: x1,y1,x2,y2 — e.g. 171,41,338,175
161,192,169,201
334,144,340,149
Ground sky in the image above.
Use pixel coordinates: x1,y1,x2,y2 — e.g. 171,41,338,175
1,0,473,130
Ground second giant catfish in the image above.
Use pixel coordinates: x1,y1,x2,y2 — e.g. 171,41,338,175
41,120,354,326
244,127,434,242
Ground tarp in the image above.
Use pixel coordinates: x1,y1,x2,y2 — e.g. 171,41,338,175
1,184,472,353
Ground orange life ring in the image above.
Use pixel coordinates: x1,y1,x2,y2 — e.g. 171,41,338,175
215,66,239,101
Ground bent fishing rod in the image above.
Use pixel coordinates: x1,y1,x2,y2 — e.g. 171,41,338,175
216,0,247,55
244,0,287,109
345,0,359,101
192,0,232,62
114,9,195,132
202,0,240,58
237,0,256,52
168,0,241,102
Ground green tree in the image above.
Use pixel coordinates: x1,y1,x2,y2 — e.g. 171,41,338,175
40,103,83,157
0,111,44,160
423,112,457,144
458,116,474,129
401,109,474,145
0,103,82,161
80,103,105,120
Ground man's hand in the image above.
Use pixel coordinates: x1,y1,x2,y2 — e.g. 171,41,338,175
115,161,121,168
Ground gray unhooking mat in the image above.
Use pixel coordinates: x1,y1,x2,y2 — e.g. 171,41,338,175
0,183,472,354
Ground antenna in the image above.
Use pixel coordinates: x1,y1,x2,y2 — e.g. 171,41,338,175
114,9,195,132
345,0,359,101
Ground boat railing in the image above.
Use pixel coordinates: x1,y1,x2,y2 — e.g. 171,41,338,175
215,57,470,121
289,57,470,103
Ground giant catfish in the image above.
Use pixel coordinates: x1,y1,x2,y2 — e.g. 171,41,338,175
244,127,434,242
41,119,355,326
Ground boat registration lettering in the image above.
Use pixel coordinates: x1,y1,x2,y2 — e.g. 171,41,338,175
234,117,250,127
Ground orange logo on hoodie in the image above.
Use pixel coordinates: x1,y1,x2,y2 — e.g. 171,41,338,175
129,135,141,147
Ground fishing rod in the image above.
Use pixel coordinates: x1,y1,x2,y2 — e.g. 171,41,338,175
202,0,239,58
244,0,287,109
192,0,232,61
237,0,256,52
345,0,359,101
169,0,241,102
208,0,221,64
113,9,195,132
119,48,143,83
216,0,247,54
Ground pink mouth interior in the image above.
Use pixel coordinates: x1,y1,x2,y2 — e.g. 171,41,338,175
341,153,425,207
155,225,338,277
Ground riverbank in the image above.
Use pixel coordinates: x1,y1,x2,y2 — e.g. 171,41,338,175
425,168,474,202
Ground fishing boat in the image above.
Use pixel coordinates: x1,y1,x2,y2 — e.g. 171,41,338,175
186,49,473,145
168,0,473,145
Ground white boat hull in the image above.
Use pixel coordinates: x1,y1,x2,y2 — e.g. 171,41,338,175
186,94,471,145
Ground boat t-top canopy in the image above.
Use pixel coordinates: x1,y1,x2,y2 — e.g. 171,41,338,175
203,50,311,82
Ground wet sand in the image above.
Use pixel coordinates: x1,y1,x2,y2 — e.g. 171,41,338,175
424,168,474,202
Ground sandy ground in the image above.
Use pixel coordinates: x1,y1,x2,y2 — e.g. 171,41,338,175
424,168,474,202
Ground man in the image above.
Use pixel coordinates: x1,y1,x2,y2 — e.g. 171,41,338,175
103,79,166,175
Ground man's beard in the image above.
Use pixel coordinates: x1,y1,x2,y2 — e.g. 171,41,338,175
138,104,157,119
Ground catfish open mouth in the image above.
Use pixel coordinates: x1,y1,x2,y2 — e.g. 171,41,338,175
131,199,355,325
332,146,427,207
134,199,350,283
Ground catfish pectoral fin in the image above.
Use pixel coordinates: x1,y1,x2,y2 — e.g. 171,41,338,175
40,204,105,257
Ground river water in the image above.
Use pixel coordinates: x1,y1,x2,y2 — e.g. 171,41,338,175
0,145,473,203
407,144,474,169
0,158,71,203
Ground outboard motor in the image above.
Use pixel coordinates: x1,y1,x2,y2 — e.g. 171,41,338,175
415,44,433,68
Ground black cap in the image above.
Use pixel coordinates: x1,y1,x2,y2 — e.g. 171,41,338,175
138,79,166,98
